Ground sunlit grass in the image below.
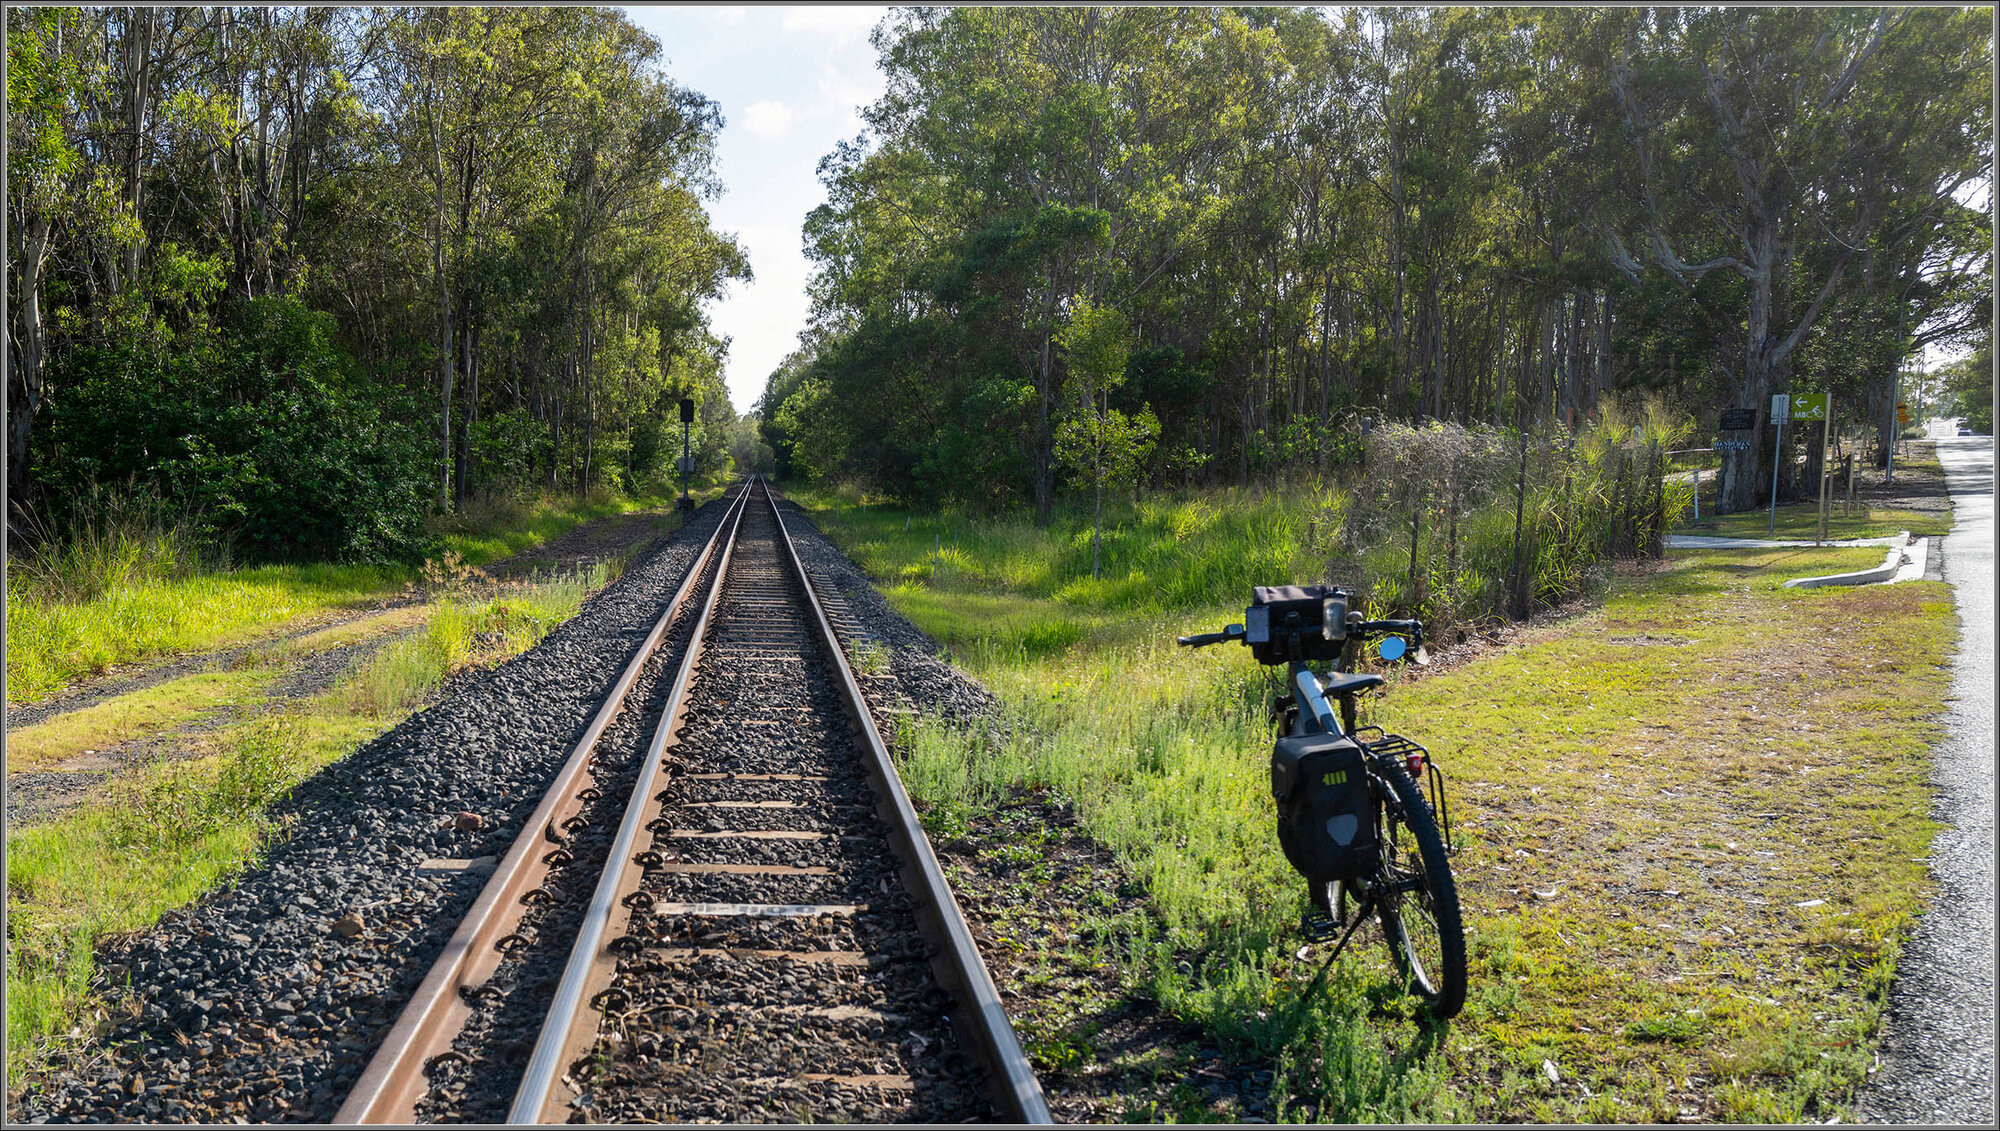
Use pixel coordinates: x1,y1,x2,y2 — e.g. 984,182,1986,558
4,669,283,770
437,488,675,567
5,564,401,705
7,489,684,705
1689,503,1949,541
796,484,1952,1123
5,561,609,1091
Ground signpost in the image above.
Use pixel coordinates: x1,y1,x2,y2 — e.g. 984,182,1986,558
1789,394,1834,544
1769,395,1789,534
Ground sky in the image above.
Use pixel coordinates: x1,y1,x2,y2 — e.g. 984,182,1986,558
620,5,892,414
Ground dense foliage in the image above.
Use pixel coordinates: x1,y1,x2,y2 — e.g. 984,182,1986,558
760,7,1990,515
7,7,748,562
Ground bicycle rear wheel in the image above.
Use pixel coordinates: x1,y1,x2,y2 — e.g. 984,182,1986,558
1372,761,1466,1019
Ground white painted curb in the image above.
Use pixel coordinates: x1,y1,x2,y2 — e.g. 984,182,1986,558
1782,532,1911,589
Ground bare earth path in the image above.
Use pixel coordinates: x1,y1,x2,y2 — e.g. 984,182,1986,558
1855,435,1996,1126
4,508,680,826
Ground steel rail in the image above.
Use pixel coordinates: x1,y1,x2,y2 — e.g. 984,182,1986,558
333,483,751,1125
505,477,752,1123
765,481,1052,1124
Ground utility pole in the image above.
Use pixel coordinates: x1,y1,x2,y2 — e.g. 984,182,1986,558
1886,368,1898,484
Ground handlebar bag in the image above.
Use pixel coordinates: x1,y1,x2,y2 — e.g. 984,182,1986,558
1271,731,1380,883
1246,585,1348,664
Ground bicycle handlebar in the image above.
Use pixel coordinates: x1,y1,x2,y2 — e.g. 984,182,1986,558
1356,618,1424,646
1177,624,1245,648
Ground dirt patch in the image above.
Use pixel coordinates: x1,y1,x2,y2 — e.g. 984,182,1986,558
937,787,1282,1122
3,627,428,826
5,508,679,825
1853,441,1951,516
3,599,420,730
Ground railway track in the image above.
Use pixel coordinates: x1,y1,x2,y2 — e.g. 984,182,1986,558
334,479,1048,1124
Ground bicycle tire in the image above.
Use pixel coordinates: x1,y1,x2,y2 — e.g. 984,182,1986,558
1372,760,1467,1019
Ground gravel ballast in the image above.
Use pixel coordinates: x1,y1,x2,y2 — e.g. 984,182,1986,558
14,501,733,1124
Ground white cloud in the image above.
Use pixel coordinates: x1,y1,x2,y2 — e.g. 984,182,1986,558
741,99,795,137
618,4,891,410
780,6,888,39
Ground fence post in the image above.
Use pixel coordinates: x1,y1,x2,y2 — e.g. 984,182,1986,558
1407,489,1423,606
1510,428,1529,621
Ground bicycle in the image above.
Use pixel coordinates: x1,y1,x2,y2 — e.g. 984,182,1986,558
1179,584,1466,1020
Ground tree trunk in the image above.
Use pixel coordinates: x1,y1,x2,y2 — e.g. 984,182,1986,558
433,144,453,512
7,215,55,535
1032,293,1057,525
456,317,477,508
1092,477,1103,580
121,7,157,288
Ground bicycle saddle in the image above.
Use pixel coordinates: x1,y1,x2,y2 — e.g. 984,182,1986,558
1319,671,1383,698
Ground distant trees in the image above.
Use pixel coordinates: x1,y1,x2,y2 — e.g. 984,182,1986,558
1942,341,1994,435
6,6,746,561
1605,7,1991,510
760,6,1990,515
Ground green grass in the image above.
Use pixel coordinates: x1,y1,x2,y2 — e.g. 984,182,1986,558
4,561,610,1091
798,485,1331,617
797,486,1954,1122
6,489,685,706
1688,502,1949,541
435,487,676,568
5,563,403,705
5,669,283,770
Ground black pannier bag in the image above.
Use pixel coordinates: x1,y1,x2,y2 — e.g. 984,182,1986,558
1271,731,1379,882
1246,585,1348,665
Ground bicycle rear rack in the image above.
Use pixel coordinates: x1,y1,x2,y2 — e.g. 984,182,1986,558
1353,728,1457,857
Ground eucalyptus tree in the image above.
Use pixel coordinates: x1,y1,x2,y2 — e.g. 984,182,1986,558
1604,6,1989,511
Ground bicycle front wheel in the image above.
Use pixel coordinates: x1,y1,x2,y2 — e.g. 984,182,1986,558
1372,761,1467,1019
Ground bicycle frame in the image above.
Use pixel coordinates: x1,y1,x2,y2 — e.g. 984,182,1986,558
1290,663,1342,735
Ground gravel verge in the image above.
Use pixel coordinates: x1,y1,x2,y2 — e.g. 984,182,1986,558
1853,437,1996,1126
10,499,732,1124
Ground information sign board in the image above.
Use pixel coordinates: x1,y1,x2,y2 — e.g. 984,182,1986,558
1790,393,1829,422
1719,408,1756,431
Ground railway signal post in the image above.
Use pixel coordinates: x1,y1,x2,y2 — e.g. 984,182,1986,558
678,397,696,514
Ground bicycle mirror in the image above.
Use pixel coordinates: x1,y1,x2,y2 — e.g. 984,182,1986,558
1379,636,1407,661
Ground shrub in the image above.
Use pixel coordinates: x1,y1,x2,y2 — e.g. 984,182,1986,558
33,295,436,566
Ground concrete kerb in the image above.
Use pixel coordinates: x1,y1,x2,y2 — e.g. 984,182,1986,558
1661,531,1922,589
1780,532,1910,589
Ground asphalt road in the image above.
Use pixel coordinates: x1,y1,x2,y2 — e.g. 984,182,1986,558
1854,434,1995,1126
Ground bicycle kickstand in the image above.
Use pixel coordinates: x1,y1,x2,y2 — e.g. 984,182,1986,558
1281,910,1372,1029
